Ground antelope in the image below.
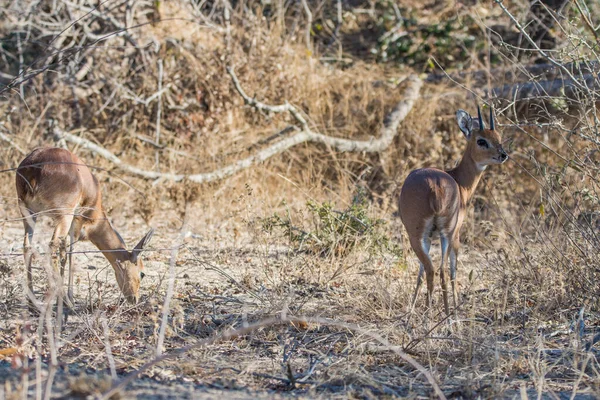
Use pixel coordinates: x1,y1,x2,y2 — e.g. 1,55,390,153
16,147,154,306
399,107,507,315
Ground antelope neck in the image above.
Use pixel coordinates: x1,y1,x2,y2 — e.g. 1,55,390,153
86,218,130,267
447,149,485,206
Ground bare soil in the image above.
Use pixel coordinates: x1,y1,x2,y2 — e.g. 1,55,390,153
0,200,598,399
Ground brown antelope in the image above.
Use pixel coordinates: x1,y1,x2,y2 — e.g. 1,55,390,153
399,107,507,315
16,147,154,305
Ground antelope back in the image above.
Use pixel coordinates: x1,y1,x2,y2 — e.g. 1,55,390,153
16,147,101,215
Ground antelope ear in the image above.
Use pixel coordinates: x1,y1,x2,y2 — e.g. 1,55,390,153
131,228,154,263
456,109,473,139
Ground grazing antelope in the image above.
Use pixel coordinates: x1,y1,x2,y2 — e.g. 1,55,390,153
16,147,154,305
399,107,507,315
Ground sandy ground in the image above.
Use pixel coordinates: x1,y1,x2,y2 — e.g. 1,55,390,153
0,204,598,399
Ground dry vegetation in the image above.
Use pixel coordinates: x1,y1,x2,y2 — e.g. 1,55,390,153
0,0,599,398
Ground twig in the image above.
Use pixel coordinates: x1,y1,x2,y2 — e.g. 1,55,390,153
101,312,117,380
226,66,309,129
156,208,189,356
0,71,15,80
63,0,141,50
223,0,232,53
0,130,26,155
121,85,172,106
301,0,313,54
573,0,600,47
155,59,163,171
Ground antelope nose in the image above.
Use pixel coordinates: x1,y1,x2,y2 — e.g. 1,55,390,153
500,151,508,162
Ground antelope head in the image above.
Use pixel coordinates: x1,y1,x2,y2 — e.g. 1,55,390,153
114,228,154,304
456,106,508,171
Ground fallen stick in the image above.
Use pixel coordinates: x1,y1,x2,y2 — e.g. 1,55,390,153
54,71,422,183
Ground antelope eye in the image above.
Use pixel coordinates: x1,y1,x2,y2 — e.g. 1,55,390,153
477,139,488,148
140,271,146,280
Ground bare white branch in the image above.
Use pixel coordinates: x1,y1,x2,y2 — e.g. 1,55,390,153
301,0,313,53
54,72,421,183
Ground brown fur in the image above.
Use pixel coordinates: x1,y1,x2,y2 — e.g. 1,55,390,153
16,147,153,305
398,110,507,314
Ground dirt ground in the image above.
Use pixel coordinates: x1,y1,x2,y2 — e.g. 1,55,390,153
0,193,598,399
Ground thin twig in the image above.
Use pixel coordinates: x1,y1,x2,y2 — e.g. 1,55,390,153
156,207,189,356
155,59,163,171
101,312,117,380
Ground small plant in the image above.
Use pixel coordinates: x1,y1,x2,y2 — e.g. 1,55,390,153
262,189,402,258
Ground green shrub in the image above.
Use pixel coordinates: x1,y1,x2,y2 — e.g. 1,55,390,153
262,190,402,258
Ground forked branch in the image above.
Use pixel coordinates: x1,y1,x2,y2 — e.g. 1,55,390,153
54,69,422,183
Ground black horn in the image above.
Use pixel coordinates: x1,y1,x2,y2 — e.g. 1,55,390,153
489,106,495,130
477,105,485,131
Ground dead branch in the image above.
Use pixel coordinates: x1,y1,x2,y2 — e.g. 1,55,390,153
0,130,26,155
301,0,313,53
227,66,423,152
54,71,422,183
227,66,310,129
426,62,599,114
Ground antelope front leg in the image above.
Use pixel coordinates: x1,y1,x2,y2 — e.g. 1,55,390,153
51,215,75,311
66,218,83,305
48,238,62,278
59,237,68,276
449,247,458,315
24,236,33,293
59,236,75,307
440,236,450,316
22,220,36,312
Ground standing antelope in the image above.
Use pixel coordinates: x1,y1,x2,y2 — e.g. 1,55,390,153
16,147,154,306
399,107,507,315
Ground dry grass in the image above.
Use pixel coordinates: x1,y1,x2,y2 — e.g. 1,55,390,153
0,0,599,398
